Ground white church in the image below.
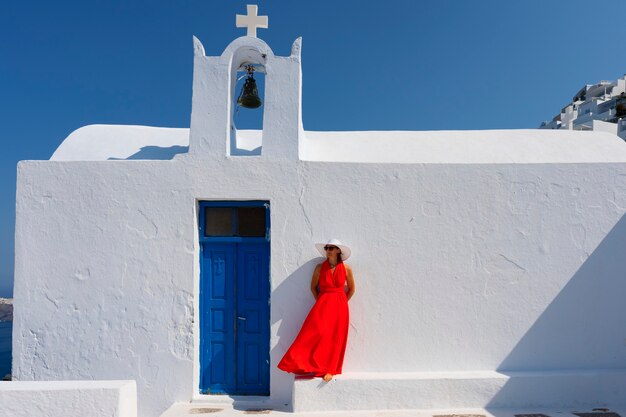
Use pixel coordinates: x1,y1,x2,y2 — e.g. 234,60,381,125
6,6,626,417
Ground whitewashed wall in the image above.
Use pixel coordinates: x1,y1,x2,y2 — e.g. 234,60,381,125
13,36,626,417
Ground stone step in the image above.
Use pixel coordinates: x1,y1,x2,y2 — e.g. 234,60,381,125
293,370,626,412
160,402,626,417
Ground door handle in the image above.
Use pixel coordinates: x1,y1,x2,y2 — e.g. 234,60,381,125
237,316,246,320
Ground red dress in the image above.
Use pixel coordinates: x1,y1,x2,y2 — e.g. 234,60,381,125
278,261,349,376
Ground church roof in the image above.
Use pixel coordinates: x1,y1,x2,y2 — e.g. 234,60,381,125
50,124,626,164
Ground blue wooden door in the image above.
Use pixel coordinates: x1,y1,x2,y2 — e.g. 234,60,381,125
199,202,270,395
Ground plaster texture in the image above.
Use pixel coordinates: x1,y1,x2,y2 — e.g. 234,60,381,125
0,380,137,417
13,36,626,416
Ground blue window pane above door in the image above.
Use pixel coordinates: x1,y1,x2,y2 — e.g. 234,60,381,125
237,207,266,237
203,206,267,237
205,208,233,236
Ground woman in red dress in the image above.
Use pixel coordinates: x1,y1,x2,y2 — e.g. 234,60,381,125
278,239,355,382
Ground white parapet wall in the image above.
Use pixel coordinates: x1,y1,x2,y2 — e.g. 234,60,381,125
293,370,626,412
0,380,137,417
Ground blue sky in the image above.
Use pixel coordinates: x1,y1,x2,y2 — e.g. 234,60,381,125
1,1,625,296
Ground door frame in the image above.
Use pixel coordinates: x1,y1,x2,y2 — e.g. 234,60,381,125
197,200,271,395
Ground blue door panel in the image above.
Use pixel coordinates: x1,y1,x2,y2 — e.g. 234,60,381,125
236,242,270,394
244,342,260,384
201,244,236,393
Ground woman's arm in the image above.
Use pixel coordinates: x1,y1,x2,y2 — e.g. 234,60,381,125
345,264,356,301
310,264,322,300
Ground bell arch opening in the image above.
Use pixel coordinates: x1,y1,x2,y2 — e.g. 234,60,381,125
227,43,270,157
230,64,265,156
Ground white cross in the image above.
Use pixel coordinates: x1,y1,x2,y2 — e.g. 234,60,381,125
236,5,268,38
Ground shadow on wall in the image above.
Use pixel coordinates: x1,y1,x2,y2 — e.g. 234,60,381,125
106,144,261,160
229,144,261,156
108,145,189,160
486,213,626,409
269,257,323,357
232,258,320,411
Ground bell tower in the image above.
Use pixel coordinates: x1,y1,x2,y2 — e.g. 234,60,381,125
188,6,303,160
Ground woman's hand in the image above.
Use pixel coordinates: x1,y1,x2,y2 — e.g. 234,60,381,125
345,264,356,301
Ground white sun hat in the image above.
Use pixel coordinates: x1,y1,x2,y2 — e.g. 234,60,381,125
315,238,352,261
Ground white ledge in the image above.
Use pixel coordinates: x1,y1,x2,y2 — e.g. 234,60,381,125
0,380,137,417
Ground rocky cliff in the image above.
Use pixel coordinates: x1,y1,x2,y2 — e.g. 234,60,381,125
0,298,13,321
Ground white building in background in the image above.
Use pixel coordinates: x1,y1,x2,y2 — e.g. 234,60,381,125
9,22,626,417
540,75,626,139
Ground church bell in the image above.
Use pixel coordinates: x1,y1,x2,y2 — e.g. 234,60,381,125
237,66,262,109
